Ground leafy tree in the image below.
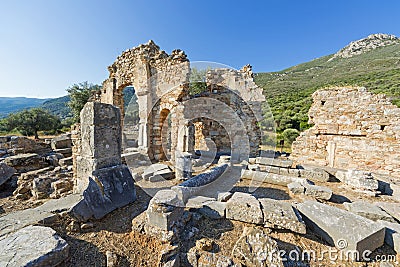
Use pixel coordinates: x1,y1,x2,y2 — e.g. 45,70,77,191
3,108,61,139
282,128,300,145
66,81,101,122
189,68,208,96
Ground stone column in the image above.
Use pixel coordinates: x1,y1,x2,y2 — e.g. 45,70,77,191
175,151,192,181
75,102,122,192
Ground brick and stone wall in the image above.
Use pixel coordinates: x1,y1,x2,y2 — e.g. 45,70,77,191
291,87,400,179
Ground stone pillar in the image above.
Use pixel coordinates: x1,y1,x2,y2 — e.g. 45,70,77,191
75,102,122,192
175,151,192,181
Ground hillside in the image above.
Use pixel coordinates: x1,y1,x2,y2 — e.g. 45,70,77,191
0,97,49,118
41,96,72,120
255,33,400,132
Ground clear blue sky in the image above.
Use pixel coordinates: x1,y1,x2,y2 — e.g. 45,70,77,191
1,0,400,98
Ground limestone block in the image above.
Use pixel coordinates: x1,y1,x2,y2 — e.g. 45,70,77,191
51,134,72,150
146,190,184,231
297,201,385,257
0,225,69,267
0,162,16,186
376,202,400,222
232,227,283,267
226,192,263,224
377,220,400,253
344,201,396,222
304,184,332,200
198,200,226,219
259,198,306,234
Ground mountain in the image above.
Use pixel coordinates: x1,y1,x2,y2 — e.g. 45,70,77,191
254,33,400,132
0,97,49,118
41,96,72,120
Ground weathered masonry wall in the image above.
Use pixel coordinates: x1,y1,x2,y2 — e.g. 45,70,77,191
291,87,400,179
95,41,265,162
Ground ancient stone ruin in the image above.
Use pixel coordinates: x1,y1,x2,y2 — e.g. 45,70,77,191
291,87,400,178
1,42,400,267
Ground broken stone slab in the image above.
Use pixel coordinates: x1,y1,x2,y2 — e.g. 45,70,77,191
344,201,396,222
4,153,48,173
53,148,72,158
336,169,379,191
197,251,236,267
146,189,184,231
232,227,283,267
303,184,332,200
375,202,400,222
226,192,263,224
297,201,385,256
172,163,228,202
217,191,232,202
259,198,306,234
298,166,331,182
51,134,72,150
241,169,310,186
59,157,73,167
377,220,400,254
377,175,400,201
142,163,171,180
0,162,16,186
198,200,226,219
255,157,293,168
287,182,306,195
0,225,69,267
70,165,136,222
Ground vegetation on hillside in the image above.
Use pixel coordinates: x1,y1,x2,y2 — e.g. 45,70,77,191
0,97,48,118
255,43,400,132
0,108,62,138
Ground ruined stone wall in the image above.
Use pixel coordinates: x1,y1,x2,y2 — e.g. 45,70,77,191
291,87,400,179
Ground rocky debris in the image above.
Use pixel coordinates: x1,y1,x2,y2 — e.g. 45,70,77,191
297,201,385,257
287,181,305,195
142,163,174,181
0,162,16,186
241,169,309,186
198,200,226,219
0,135,51,154
197,251,236,267
330,33,400,60
13,167,53,198
51,134,72,150
172,163,228,202
32,177,53,199
70,165,136,221
0,225,69,267
46,153,64,167
50,179,73,198
336,169,379,191
146,189,184,231
196,238,214,252
303,183,332,200
106,251,119,267
287,181,332,200
375,202,400,222
343,201,396,222
4,153,48,173
232,227,283,267
217,192,232,202
298,165,331,182
226,192,263,224
59,156,73,167
259,198,306,234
